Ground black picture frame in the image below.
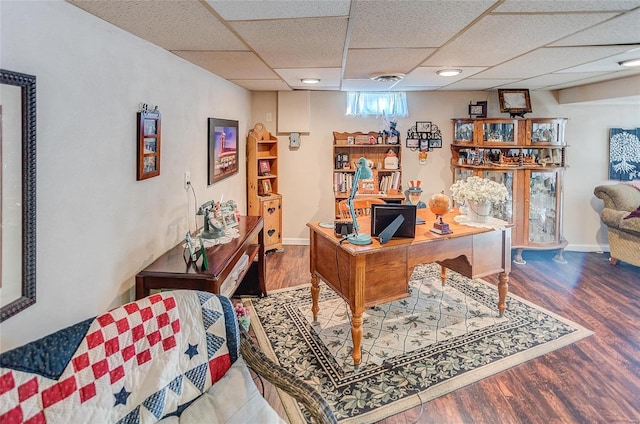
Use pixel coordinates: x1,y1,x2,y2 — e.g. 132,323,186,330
498,89,532,118
0,69,36,322
468,101,487,118
208,118,239,185
429,138,443,149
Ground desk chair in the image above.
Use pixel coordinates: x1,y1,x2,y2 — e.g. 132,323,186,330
338,197,386,219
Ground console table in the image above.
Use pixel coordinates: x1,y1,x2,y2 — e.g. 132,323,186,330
308,208,511,367
136,216,266,300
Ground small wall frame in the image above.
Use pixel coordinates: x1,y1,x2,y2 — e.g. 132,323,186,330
468,101,487,118
137,109,161,180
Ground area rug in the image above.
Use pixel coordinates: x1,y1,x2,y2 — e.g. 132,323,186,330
245,263,593,424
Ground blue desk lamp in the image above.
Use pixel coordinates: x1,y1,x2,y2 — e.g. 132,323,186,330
347,157,374,245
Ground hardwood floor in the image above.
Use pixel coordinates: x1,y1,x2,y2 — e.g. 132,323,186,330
258,246,640,423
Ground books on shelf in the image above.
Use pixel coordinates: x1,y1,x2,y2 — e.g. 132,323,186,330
334,170,400,195
379,171,401,194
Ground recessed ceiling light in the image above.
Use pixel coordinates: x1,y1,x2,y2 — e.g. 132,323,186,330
370,73,405,82
436,69,462,77
618,58,640,68
300,78,321,84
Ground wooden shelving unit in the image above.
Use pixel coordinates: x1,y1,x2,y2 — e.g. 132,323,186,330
332,131,404,218
247,125,282,251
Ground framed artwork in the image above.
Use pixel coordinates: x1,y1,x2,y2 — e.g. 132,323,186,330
429,138,443,149
137,110,161,180
416,121,432,133
469,101,487,118
222,211,239,228
406,137,419,149
208,118,239,185
260,179,272,195
419,139,429,152
259,159,271,176
498,89,532,118
608,128,640,180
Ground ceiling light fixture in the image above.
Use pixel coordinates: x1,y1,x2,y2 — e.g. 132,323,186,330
370,73,405,82
436,69,462,77
618,58,640,68
300,78,321,84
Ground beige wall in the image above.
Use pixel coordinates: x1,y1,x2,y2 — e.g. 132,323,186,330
252,90,640,250
1,1,251,351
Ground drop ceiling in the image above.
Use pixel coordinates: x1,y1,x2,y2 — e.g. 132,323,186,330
67,0,640,93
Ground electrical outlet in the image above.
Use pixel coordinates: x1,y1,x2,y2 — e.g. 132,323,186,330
184,171,191,189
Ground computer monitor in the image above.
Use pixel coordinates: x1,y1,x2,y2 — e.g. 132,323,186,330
371,204,417,244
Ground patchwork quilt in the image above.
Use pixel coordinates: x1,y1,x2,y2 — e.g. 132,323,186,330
0,291,239,424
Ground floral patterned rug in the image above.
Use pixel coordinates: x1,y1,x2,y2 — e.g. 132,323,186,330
245,263,592,424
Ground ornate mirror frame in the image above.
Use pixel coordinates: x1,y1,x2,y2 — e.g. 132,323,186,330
1,69,36,322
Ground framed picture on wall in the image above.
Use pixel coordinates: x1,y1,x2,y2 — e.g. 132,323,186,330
498,89,532,118
137,110,161,180
208,118,239,185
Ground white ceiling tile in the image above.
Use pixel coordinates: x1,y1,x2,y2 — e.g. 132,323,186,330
341,79,399,92
230,79,291,91
424,13,618,67
68,0,247,50
550,8,640,46
557,47,640,72
204,0,350,20
443,79,521,90
475,46,633,79
172,51,280,79
495,0,640,12
498,72,612,89
547,72,640,90
229,17,347,68
397,67,488,88
344,48,437,79
349,0,496,48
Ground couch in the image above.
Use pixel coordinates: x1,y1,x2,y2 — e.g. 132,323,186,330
0,290,336,424
594,183,640,267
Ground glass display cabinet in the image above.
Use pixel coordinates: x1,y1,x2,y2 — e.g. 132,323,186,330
450,117,568,264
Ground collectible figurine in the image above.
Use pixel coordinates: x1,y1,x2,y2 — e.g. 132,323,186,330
406,180,426,208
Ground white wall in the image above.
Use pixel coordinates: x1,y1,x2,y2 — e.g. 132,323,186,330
1,1,250,351
252,90,640,249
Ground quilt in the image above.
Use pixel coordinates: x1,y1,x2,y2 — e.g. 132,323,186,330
0,291,239,424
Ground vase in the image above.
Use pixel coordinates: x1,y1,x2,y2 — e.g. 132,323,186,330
467,200,491,223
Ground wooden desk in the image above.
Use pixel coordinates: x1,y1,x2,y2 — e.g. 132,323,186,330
307,208,511,367
136,216,266,300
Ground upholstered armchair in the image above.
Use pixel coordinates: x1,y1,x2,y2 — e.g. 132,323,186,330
594,183,640,267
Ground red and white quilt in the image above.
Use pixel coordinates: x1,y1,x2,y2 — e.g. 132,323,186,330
0,291,239,423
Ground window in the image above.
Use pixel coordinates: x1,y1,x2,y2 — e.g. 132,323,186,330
346,92,409,117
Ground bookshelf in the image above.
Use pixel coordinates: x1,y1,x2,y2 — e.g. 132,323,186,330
332,131,404,218
247,124,282,251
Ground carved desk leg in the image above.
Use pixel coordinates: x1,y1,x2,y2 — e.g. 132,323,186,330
498,272,509,317
311,274,320,323
351,310,363,368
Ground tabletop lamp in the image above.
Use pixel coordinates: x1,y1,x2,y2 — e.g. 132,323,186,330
347,157,374,245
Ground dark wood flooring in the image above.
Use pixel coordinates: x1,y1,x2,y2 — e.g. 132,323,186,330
258,246,640,424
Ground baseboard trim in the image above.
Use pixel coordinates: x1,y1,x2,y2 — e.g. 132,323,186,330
283,238,310,246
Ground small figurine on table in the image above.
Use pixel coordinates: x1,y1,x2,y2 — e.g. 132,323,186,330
406,180,426,208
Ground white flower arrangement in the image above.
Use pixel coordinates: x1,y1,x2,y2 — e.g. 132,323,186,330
450,176,509,204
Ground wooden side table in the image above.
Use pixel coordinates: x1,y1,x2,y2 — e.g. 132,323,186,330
135,216,266,300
